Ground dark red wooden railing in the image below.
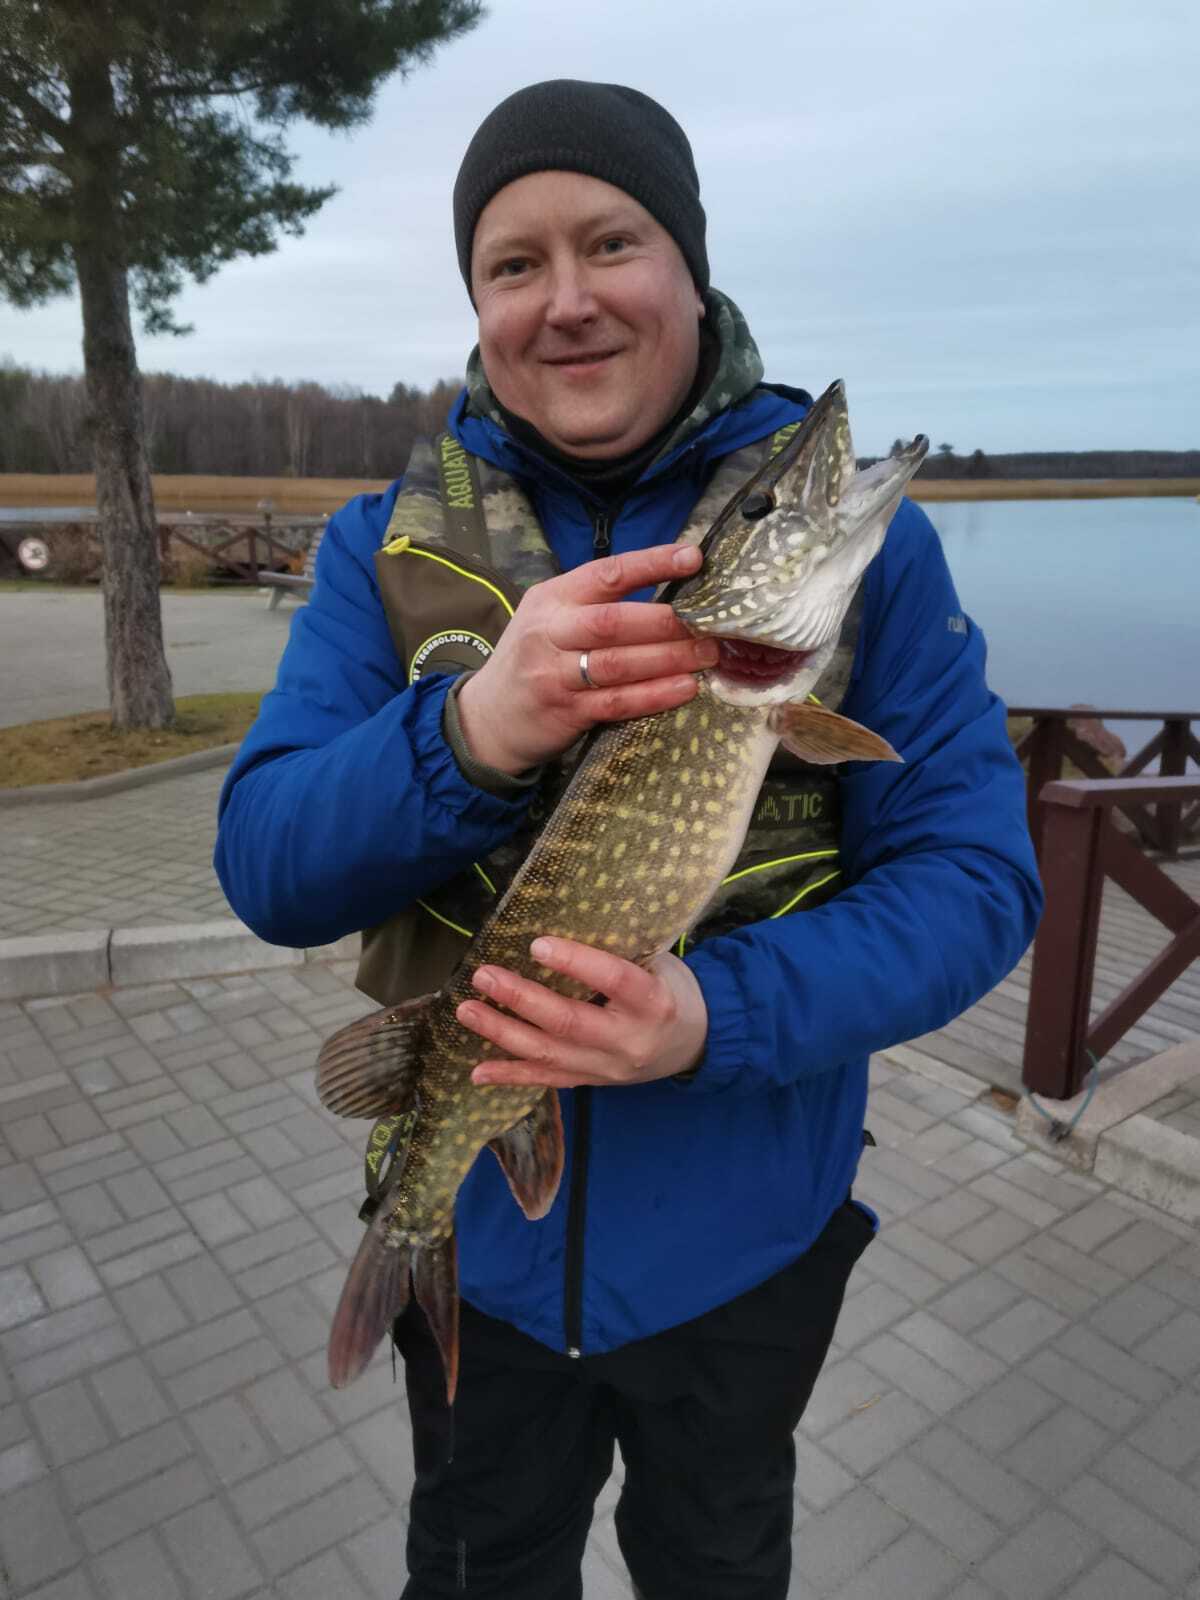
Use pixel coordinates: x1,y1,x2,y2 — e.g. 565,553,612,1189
1022,777,1200,1098
1011,707,1200,859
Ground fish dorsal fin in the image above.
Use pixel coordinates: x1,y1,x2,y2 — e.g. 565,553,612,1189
316,993,433,1119
769,702,902,766
488,1091,565,1220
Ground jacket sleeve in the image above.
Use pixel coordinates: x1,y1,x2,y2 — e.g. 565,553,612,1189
213,489,536,948
683,498,1043,1095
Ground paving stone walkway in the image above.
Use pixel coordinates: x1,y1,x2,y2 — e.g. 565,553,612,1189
1146,1067,1200,1143
0,590,290,730
0,769,229,939
2,961,1200,1599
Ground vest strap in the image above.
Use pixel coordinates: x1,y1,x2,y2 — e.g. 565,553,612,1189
434,430,490,564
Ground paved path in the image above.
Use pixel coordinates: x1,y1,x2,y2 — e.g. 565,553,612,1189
4,763,1197,1117
0,769,230,939
2,961,1200,1599
0,590,294,728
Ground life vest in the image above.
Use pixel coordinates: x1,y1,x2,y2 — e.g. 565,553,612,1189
356,425,860,1005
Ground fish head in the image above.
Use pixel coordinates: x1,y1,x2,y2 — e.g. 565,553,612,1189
667,381,928,705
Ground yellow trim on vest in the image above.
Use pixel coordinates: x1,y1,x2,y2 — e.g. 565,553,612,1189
385,540,515,619
473,862,498,896
416,900,473,939
674,848,840,955
720,846,838,890
771,867,842,919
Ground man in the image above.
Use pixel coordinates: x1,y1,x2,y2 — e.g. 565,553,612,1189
216,80,1041,1600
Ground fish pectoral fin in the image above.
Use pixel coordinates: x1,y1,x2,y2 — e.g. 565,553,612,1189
770,702,902,766
316,992,433,1119
327,1212,413,1389
413,1232,460,1405
488,1091,565,1221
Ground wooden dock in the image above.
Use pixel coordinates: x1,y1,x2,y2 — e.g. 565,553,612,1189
896,855,1200,1097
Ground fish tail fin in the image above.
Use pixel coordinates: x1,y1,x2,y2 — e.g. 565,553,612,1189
488,1091,565,1220
327,1216,412,1389
413,1231,460,1404
769,701,902,765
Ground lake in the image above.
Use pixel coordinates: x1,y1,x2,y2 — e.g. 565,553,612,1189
4,494,1197,755
926,496,1199,762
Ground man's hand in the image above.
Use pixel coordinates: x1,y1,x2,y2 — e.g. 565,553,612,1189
455,543,716,775
455,937,708,1089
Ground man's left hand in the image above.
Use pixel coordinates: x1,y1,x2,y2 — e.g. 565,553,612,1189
457,937,707,1089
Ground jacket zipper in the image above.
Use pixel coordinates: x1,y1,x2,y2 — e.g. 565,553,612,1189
591,509,611,559
563,1086,592,1356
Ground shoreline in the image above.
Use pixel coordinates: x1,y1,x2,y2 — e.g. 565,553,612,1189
1,472,1198,516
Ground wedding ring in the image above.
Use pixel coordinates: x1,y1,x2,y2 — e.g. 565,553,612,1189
579,651,596,689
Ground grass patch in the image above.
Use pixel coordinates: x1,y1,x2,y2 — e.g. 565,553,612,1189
0,692,262,788
5,470,1198,512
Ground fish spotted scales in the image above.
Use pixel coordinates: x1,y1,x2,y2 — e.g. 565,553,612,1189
314,380,928,1401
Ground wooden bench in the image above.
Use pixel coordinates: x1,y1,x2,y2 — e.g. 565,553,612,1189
261,523,325,609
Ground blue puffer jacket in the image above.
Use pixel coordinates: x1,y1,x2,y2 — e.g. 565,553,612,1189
215,383,1042,1355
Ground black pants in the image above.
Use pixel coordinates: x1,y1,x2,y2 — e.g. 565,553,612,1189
395,1199,873,1600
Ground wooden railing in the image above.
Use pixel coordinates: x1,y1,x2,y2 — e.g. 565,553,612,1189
12,511,320,584
157,517,313,583
1011,707,1200,859
1023,777,1200,1098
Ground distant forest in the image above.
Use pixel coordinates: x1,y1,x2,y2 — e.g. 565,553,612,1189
2,362,1197,481
0,363,462,478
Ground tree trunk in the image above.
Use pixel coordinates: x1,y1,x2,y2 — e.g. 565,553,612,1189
69,63,174,731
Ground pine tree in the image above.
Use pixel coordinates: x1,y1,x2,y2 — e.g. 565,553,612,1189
0,0,482,727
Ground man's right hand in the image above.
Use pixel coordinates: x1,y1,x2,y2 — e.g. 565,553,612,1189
455,542,717,775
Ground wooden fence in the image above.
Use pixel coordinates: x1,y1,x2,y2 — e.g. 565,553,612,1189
1023,776,1200,1098
1011,706,1200,859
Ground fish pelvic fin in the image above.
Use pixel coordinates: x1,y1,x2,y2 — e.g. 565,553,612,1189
316,992,433,1119
770,702,902,766
488,1091,565,1221
414,1232,460,1404
327,1214,413,1389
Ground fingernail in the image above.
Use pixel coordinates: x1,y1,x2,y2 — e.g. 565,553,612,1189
696,642,719,664
530,937,552,961
672,545,701,570
473,968,496,994
472,1069,492,1085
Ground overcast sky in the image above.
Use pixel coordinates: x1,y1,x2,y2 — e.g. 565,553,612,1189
1,0,1196,456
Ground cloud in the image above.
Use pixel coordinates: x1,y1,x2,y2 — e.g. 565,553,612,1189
1,0,1196,451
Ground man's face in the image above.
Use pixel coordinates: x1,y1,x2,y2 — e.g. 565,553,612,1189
471,171,704,459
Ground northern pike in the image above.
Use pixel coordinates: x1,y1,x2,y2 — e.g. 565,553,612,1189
316,381,928,1398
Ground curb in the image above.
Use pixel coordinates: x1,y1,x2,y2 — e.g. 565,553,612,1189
1014,1040,1200,1226
0,918,360,1002
0,743,238,807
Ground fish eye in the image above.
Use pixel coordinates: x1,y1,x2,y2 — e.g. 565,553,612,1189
740,490,775,522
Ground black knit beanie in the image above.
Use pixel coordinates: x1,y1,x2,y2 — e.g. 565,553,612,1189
453,80,709,300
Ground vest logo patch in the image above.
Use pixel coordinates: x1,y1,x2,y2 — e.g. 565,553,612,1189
439,433,475,510
754,790,826,826
408,628,494,684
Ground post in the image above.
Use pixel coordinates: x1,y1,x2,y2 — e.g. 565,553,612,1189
1022,796,1106,1099
1024,718,1063,861
1158,719,1188,857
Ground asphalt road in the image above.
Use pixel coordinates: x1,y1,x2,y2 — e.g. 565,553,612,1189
1,588,296,727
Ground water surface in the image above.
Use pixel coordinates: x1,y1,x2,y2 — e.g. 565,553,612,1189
927,497,1199,760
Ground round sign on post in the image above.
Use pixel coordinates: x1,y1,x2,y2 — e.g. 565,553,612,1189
17,537,51,573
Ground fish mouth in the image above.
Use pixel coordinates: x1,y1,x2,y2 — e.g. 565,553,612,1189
715,639,813,689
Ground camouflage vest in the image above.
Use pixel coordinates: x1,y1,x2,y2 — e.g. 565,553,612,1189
356,425,861,1005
